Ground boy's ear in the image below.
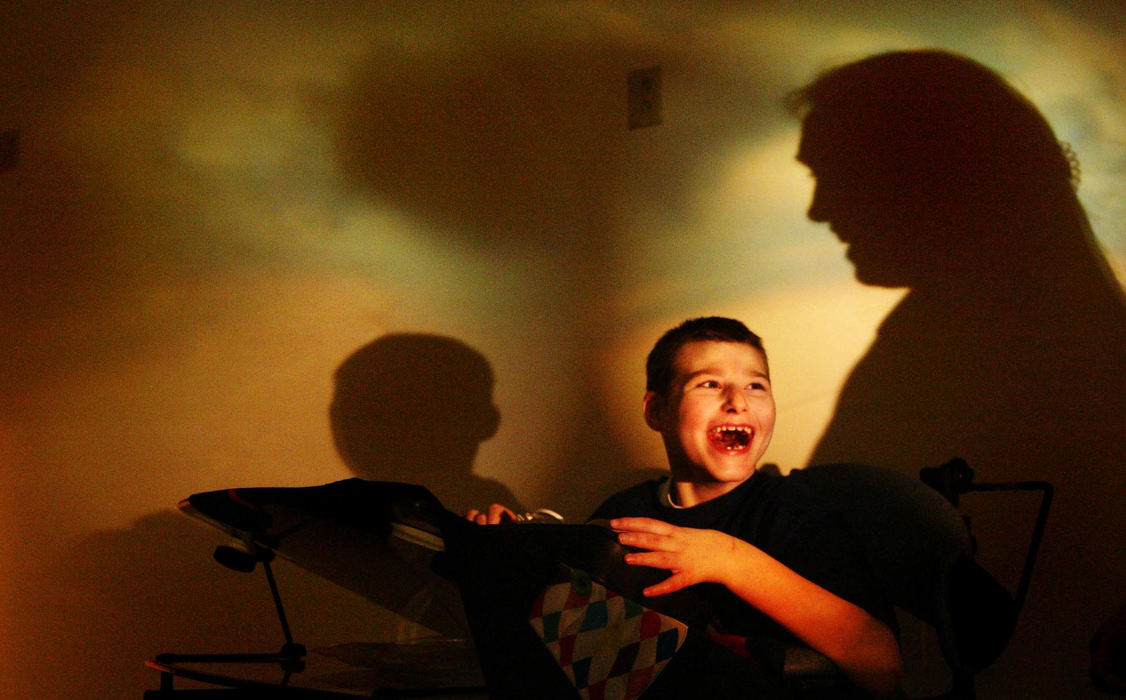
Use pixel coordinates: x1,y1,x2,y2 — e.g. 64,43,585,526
642,391,666,431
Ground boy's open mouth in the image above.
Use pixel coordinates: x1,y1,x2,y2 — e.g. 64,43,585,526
708,425,752,452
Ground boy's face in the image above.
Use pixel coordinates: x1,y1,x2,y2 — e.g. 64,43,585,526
645,340,775,495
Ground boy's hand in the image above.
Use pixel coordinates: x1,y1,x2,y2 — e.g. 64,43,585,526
611,517,745,597
464,504,517,525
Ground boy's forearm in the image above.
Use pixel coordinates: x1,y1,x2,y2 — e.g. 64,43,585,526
613,518,902,694
719,539,902,696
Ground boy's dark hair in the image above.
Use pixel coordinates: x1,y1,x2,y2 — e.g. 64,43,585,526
646,317,766,396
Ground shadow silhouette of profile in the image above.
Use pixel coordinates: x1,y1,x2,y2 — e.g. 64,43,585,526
791,50,1126,694
330,333,520,515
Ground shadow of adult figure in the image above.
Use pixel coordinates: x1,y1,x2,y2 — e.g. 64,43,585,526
790,50,1126,696
330,333,520,516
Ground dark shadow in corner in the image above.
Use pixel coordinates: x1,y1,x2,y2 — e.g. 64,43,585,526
330,333,520,515
790,49,1126,694
29,509,402,699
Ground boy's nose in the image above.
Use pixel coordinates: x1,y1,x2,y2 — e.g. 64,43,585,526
723,387,748,411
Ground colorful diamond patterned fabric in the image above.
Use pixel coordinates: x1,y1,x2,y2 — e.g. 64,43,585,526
529,570,688,700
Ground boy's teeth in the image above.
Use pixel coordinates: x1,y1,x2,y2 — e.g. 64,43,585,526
710,425,751,448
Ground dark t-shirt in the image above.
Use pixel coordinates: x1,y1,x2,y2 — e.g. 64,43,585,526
589,470,896,645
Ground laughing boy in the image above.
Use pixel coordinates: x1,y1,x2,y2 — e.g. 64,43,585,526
469,317,901,697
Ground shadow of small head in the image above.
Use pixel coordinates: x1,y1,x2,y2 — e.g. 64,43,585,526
790,49,1082,288
329,334,500,481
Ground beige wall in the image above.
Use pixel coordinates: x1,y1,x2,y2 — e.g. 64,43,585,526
2,2,1125,697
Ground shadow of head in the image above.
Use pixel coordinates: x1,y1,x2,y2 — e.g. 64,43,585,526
330,333,500,482
790,49,1084,289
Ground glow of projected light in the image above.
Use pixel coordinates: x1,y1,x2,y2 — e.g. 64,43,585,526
3,4,1126,700
6,0,1125,529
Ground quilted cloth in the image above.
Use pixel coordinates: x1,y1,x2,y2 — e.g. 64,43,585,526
529,569,688,700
